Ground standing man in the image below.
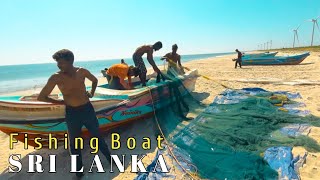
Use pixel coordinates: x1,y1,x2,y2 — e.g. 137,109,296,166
161,44,185,75
37,49,111,178
235,49,243,68
132,41,163,86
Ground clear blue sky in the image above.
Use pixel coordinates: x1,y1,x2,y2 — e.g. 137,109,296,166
0,0,319,65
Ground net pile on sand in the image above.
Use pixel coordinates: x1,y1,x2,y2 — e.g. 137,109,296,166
153,87,320,179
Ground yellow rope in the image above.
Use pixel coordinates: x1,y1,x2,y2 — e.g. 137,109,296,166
147,87,200,180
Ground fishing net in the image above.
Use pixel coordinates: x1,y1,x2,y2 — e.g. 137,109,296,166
150,82,320,179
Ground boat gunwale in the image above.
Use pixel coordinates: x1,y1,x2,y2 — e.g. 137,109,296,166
0,69,198,124
242,52,310,61
0,69,196,106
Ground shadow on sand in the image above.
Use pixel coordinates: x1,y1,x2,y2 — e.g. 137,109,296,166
297,62,315,66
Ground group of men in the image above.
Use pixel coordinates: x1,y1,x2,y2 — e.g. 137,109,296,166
36,42,243,178
36,42,184,178
101,41,185,90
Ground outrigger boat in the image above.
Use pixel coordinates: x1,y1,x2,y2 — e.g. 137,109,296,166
241,52,310,66
0,70,198,147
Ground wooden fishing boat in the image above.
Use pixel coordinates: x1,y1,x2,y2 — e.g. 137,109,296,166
0,70,198,147
241,52,310,66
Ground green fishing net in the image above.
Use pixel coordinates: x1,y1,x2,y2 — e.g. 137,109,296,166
152,81,320,179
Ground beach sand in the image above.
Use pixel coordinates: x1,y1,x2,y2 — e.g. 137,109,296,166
1,50,320,179
184,51,320,180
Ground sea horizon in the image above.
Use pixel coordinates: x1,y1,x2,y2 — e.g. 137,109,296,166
0,52,235,95
0,51,236,67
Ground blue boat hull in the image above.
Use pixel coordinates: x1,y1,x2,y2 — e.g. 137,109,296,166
241,52,310,66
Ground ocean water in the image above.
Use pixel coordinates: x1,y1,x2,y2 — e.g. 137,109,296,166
0,52,234,94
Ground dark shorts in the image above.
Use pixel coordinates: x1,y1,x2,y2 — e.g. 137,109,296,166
65,102,101,137
65,102,96,121
132,53,147,74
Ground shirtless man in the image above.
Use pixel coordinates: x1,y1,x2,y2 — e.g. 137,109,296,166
161,44,185,75
132,41,163,86
37,49,111,178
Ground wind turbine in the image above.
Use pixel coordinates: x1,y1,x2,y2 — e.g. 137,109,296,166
292,24,301,48
308,16,320,46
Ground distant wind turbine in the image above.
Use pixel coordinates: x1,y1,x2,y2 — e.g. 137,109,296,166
308,16,320,46
292,24,301,48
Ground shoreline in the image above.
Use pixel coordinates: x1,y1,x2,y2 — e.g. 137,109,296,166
0,52,235,96
0,55,222,96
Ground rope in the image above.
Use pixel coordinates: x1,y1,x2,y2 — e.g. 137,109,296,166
147,87,200,180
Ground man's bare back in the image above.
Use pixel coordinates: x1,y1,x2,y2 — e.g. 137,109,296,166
132,42,163,86
134,45,153,57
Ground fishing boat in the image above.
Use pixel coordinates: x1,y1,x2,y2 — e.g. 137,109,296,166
0,69,198,147
242,51,278,59
241,52,310,66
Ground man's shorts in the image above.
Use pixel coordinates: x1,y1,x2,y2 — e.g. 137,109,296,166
132,53,147,74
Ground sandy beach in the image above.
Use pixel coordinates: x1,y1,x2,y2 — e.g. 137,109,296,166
1,50,320,179
185,51,320,180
